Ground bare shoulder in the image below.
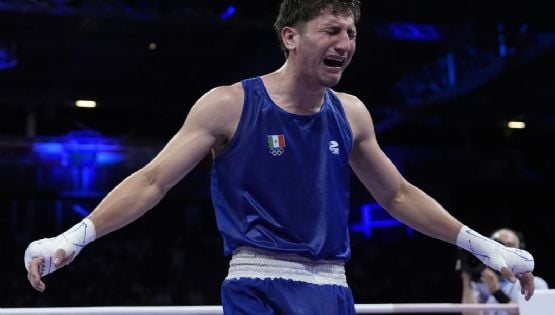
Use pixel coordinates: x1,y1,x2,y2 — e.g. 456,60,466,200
183,82,245,149
195,82,244,113
189,82,244,128
333,91,367,114
333,91,374,140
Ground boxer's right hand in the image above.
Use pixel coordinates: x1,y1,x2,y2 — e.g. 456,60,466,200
24,238,74,292
24,218,96,292
26,256,46,292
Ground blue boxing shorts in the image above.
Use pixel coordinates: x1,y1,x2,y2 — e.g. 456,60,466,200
221,247,356,315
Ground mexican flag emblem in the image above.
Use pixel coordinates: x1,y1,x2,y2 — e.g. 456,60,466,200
267,134,285,156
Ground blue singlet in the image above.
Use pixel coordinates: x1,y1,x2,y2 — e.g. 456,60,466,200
211,76,354,261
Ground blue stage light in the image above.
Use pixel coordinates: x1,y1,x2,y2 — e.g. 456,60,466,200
0,46,18,70
350,202,412,238
32,131,124,166
220,5,235,20
376,22,443,42
72,204,91,217
32,131,125,196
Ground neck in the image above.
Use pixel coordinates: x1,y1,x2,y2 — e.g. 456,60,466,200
263,61,326,115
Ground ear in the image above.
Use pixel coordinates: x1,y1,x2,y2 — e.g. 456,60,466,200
281,26,298,51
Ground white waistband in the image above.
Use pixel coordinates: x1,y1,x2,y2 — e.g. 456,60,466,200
225,247,348,287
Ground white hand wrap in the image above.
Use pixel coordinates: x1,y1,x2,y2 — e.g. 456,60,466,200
456,225,534,275
24,218,96,277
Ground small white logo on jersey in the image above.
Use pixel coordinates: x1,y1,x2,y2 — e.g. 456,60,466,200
329,141,339,155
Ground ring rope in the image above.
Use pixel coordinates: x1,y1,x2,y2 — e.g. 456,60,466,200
0,303,519,314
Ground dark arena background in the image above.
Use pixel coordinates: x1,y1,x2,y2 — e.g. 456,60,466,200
1,0,553,310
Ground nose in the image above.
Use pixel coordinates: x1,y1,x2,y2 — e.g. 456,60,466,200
335,31,353,54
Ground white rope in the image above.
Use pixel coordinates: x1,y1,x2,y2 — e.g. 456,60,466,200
0,303,519,314
358,303,519,313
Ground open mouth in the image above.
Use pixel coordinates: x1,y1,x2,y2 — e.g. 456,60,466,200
323,58,344,68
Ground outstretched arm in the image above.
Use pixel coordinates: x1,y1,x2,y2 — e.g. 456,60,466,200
341,93,535,300
25,84,244,291
342,94,462,243
88,96,225,238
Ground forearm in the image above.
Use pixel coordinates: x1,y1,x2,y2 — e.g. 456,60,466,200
88,169,168,238
461,273,482,315
461,279,478,304
385,182,463,244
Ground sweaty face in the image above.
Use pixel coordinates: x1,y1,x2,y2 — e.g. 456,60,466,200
293,10,357,87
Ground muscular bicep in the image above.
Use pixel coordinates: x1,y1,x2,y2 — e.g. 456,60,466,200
142,85,243,191
342,95,407,207
350,128,407,207
142,119,215,191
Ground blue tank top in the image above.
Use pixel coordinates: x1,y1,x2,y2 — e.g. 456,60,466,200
211,76,353,261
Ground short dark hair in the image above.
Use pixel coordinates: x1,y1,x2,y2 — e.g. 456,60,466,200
273,0,361,55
